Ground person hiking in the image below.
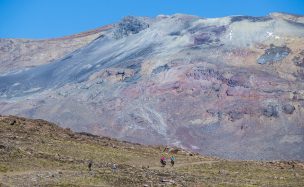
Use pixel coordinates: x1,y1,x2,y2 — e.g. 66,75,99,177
160,156,166,167
170,155,175,167
88,160,93,171
112,163,117,172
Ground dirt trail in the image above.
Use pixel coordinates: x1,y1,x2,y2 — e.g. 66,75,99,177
0,161,218,179
0,170,64,177
150,160,219,170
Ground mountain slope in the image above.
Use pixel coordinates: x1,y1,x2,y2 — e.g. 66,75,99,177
0,13,304,160
0,116,303,186
0,25,112,74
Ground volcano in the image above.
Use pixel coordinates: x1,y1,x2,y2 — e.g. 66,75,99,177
0,13,304,160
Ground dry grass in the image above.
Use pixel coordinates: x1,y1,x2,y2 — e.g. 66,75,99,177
0,116,303,186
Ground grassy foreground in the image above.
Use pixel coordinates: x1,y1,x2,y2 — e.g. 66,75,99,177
0,116,303,186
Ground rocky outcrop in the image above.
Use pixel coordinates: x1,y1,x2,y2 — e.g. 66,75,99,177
113,16,149,39
263,105,278,117
282,104,296,114
257,45,291,64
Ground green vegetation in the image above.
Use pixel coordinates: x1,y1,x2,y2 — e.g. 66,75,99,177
0,165,8,173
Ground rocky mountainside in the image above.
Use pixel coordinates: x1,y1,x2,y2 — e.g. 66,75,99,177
0,13,304,160
0,116,303,186
0,25,112,74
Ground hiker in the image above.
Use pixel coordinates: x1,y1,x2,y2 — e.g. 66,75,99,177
160,156,166,167
88,160,93,171
170,155,175,167
112,163,117,172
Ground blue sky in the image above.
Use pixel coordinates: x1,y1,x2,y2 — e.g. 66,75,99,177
0,0,303,39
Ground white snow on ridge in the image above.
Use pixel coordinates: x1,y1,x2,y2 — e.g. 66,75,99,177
23,87,41,93
229,30,233,40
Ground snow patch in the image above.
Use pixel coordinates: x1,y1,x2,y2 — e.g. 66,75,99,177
266,31,273,37
83,64,93,69
12,83,20,87
229,30,233,40
23,87,41,93
191,145,200,150
266,31,280,39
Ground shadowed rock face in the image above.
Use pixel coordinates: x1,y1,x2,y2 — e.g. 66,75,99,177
257,45,291,64
0,13,304,160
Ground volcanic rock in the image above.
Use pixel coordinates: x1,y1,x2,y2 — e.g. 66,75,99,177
282,104,296,114
0,13,304,160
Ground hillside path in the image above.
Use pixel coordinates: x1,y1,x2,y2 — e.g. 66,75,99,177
149,160,219,170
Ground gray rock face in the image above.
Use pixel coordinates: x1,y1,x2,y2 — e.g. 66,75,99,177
257,45,291,64
113,16,149,39
230,16,272,23
263,105,278,117
228,111,243,121
293,50,304,67
0,13,304,160
282,104,295,114
152,64,170,74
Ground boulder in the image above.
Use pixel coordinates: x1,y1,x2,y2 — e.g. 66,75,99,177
282,104,295,114
263,105,278,117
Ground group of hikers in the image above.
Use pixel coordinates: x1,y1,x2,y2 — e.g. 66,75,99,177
87,155,176,171
160,155,175,167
